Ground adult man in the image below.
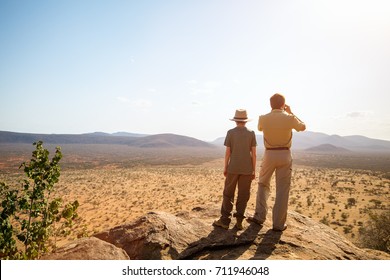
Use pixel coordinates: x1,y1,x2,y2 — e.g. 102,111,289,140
213,109,257,230
248,93,306,231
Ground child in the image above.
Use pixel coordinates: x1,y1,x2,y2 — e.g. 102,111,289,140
213,109,257,230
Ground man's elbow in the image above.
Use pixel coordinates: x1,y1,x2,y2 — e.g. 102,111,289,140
295,123,306,132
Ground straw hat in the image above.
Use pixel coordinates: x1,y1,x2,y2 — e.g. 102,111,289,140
230,109,251,122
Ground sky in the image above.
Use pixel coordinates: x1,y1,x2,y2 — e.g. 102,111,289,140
1,0,390,141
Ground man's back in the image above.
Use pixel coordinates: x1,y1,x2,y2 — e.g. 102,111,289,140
259,109,306,148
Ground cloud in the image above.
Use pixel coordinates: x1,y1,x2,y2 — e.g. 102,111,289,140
187,80,221,96
191,101,202,106
346,111,372,118
190,88,214,96
132,99,152,108
147,88,157,93
187,80,198,85
116,96,152,108
116,96,131,103
204,81,221,89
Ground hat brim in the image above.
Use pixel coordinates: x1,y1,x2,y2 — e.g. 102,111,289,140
230,118,251,122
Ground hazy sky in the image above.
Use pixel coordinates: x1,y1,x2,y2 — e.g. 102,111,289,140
1,0,390,141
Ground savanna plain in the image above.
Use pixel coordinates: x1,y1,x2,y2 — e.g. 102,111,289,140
0,143,389,249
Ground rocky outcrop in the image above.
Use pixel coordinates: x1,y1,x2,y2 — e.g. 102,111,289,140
93,208,211,260
41,237,130,260
94,206,389,260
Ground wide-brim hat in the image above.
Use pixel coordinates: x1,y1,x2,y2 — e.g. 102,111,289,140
230,109,252,122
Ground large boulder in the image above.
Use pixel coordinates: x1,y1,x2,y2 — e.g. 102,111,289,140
94,209,211,260
41,237,130,260
94,206,389,260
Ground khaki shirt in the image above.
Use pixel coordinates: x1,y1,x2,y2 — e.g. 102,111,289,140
259,109,306,148
224,126,257,175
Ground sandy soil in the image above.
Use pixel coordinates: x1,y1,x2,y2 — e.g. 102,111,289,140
1,158,389,249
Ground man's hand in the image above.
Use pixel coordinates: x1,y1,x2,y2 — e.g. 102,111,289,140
284,104,292,114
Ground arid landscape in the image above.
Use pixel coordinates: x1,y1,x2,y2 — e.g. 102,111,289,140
0,139,389,253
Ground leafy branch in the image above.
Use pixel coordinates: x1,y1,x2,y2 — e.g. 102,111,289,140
0,141,79,259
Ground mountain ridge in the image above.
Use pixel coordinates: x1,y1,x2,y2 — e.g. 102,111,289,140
305,143,352,153
213,131,390,152
1,130,389,152
0,131,213,148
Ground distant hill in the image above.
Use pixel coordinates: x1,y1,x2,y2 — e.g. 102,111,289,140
111,132,148,137
0,131,133,145
2,130,390,152
294,131,390,152
129,134,214,148
0,131,214,149
305,144,351,153
212,131,390,153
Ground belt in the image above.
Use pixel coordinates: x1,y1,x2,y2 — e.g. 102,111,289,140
266,147,290,150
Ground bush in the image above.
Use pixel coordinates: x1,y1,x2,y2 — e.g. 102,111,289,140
359,210,390,254
320,216,330,226
0,141,79,259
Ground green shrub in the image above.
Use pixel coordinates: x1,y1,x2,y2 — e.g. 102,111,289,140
0,141,79,259
359,210,390,254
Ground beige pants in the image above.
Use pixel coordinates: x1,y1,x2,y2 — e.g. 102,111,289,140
254,150,292,230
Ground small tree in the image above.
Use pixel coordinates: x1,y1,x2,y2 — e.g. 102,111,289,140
320,216,330,226
347,197,356,207
359,210,390,254
341,212,349,222
0,141,78,259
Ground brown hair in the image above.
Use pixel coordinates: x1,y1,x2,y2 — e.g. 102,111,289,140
270,93,285,109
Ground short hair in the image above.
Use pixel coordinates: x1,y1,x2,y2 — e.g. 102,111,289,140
270,93,285,109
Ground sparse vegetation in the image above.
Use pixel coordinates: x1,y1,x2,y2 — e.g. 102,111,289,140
0,144,389,257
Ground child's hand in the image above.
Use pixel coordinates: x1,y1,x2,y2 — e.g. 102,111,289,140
223,168,228,177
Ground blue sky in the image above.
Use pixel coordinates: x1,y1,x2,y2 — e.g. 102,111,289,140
1,0,390,141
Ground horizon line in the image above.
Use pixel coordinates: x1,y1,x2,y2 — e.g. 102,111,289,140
1,129,390,143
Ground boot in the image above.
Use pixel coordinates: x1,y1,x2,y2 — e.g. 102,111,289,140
212,218,229,229
234,218,243,230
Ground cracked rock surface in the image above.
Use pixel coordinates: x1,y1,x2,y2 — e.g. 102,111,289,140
93,206,389,260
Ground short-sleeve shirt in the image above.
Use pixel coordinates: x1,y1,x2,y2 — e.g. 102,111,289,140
224,126,257,175
258,109,305,148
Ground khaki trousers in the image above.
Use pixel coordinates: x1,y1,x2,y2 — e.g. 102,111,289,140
220,173,252,224
254,150,292,230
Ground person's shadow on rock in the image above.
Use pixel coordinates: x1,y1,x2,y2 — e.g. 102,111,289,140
178,222,263,260
250,229,282,260
222,222,263,260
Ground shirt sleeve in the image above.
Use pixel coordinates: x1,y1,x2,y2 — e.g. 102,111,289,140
224,131,231,147
251,131,257,147
291,115,306,131
258,116,263,131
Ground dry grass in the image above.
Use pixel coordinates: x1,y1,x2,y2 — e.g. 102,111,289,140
1,145,389,249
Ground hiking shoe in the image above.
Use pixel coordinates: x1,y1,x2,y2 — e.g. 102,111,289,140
246,216,263,226
212,219,229,229
272,224,287,232
234,220,243,230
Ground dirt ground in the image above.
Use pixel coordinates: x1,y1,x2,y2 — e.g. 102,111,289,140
1,148,389,249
